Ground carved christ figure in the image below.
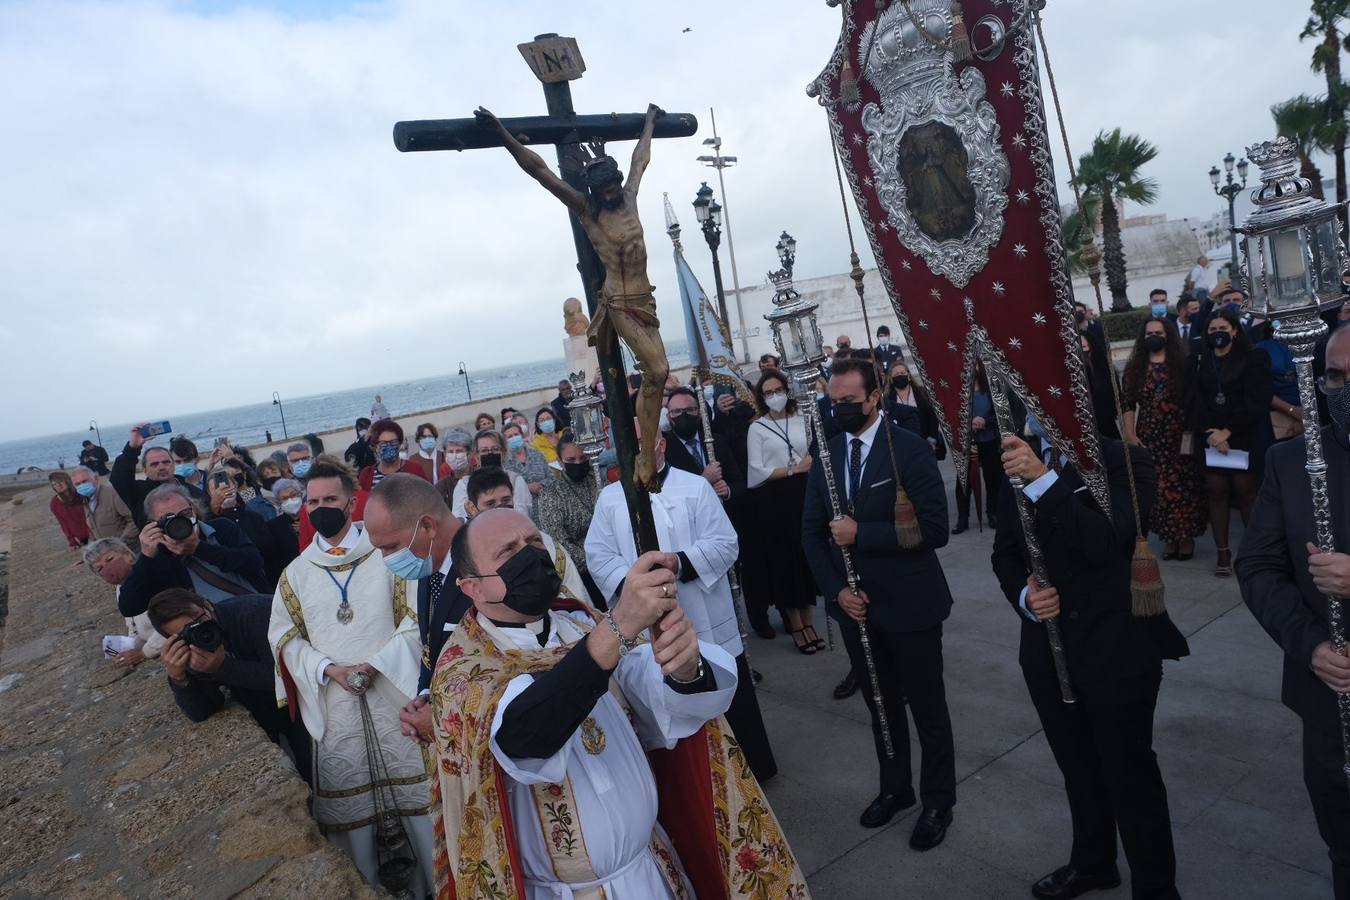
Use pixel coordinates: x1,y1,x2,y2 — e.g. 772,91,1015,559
474,104,670,490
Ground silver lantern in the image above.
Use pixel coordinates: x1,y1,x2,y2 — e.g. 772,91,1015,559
763,268,825,395
1237,134,1350,789
565,369,608,488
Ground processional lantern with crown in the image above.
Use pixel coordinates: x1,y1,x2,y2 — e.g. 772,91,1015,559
763,267,825,398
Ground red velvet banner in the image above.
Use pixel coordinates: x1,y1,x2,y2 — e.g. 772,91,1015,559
811,0,1106,497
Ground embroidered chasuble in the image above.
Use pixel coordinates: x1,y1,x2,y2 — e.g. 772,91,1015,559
268,526,436,893
429,603,810,900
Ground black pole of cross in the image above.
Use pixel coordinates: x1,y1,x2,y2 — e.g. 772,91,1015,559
392,34,697,559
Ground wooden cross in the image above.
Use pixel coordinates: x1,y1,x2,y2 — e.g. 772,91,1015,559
392,33,697,554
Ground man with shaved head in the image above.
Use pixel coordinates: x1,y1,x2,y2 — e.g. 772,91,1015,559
365,473,468,746
428,508,806,898
1240,324,1350,894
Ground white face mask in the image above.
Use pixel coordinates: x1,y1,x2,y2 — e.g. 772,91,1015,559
878,337,890,348
447,451,469,472
765,393,789,413
280,497,303,516
659,407,671,432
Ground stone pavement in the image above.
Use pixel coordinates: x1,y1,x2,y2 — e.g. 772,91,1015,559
755,475,1330,899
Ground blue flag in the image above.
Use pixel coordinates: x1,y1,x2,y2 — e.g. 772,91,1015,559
673,245,755,403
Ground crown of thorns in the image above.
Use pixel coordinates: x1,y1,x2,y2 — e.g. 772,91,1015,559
583,155,622,189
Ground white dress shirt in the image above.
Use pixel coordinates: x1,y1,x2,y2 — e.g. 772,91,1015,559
843,413,884,502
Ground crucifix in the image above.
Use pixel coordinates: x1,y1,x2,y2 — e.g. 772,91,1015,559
393,33,696,555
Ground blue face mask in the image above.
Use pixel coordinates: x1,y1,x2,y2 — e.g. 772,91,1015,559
1150,304,1167,318
291,459,312,479
507,434,525,450
419,436,437,452
383,519,434,581
174,463,197,479
378,443,401,463
75,482,96,498
539,419,556,434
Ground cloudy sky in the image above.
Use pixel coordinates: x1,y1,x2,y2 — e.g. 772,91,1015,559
0,0,1330,441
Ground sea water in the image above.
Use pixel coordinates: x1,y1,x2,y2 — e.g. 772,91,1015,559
2,339,688,473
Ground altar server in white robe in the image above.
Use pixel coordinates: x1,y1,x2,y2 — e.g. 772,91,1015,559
585,428,779,781
432,509,750,899
267,458,436,894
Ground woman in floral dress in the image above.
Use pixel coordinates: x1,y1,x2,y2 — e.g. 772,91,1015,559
1122,317,1205,560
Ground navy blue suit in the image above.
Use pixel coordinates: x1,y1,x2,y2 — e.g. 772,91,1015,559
801,417,956,808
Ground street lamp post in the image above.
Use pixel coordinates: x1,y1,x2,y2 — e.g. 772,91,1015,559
88,420,102,447
692,182,731,337
698,108,750,361
458,362,472,401
271,392,289,439
1210,151,1250,278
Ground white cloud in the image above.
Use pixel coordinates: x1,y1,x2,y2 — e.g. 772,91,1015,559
0,0,1330,440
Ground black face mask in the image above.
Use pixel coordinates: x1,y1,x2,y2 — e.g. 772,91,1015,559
496,544,562,617
563,460,592,483
893,375,911,390
1324,385,1350,432
261,476,280,490
309,505,349,540
833,400,870,434
478,452,502,469
1143,334,1167,353
1208,331,1233,350
670,413,700,441
1074,310,1086,324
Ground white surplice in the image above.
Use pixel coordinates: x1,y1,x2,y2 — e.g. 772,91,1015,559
268,525,436,894
485,611,737,899
585,466,743,657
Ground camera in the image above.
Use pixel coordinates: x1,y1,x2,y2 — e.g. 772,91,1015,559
180,618,223,652
157,512,196,541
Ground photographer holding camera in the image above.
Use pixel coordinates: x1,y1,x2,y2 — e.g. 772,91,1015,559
118,483,265,618
148,588,311,784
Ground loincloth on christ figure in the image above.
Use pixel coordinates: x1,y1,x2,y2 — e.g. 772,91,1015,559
586,290,662,347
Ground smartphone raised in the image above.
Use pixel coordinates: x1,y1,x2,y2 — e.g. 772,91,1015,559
138,421,172,439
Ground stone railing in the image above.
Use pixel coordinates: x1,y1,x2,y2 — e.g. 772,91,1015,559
0,491,376,897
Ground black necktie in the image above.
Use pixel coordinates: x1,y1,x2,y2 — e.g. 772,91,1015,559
429,571,446,608
690,439,704,468
848,438,863,512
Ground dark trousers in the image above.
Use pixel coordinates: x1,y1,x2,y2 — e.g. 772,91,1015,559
1026,664,1178,900
954,439,1003,525
838,618,956,809
725,652,777,783
1303,718,1350,899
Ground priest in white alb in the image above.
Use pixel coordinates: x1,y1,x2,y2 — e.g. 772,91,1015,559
268,457,436,894
585,425,779,782
429,508,808,899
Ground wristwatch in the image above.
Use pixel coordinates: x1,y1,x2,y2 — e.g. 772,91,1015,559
605,610,640,657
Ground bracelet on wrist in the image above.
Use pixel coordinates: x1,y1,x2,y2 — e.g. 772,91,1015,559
605,610,640,657
667,655,706,685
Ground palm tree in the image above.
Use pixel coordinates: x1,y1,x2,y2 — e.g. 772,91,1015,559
1302,0,1350,238
1272,94,1333,199
1072,128,1159,310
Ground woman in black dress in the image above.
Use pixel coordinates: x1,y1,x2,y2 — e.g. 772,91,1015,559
1183,307,1273,576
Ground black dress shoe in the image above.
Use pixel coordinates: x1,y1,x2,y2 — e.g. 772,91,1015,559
908,806,952,850
832,668,859,700
858,789,916,828
753,623,776,640
1030,865,1121,899
952,519,969,535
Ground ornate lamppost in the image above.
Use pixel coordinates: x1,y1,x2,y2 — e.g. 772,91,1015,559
1237,135,1349,787
775,230,797,279
458,361,472,401
88,419,102,447
1210,151,1250,279
692,182,731,336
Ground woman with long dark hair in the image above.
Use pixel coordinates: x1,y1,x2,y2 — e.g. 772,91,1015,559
49,470,89,550
1183,307,1273,576
1122,317,1205,560
744,369,820,652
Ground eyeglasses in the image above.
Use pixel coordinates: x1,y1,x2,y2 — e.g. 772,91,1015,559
668,409,698,419
376,441,399,450
1320,374,1346,392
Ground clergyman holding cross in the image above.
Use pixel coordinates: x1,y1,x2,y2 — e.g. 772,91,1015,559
474,103,670,489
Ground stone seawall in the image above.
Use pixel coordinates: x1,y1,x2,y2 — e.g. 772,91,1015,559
0,491,377,899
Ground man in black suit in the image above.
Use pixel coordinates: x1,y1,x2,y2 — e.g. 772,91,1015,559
664,387,746,502
993,432,1187,900
801,356,957,850
1166,294,1206,356
364,474,469,747
1239,324,1350,897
